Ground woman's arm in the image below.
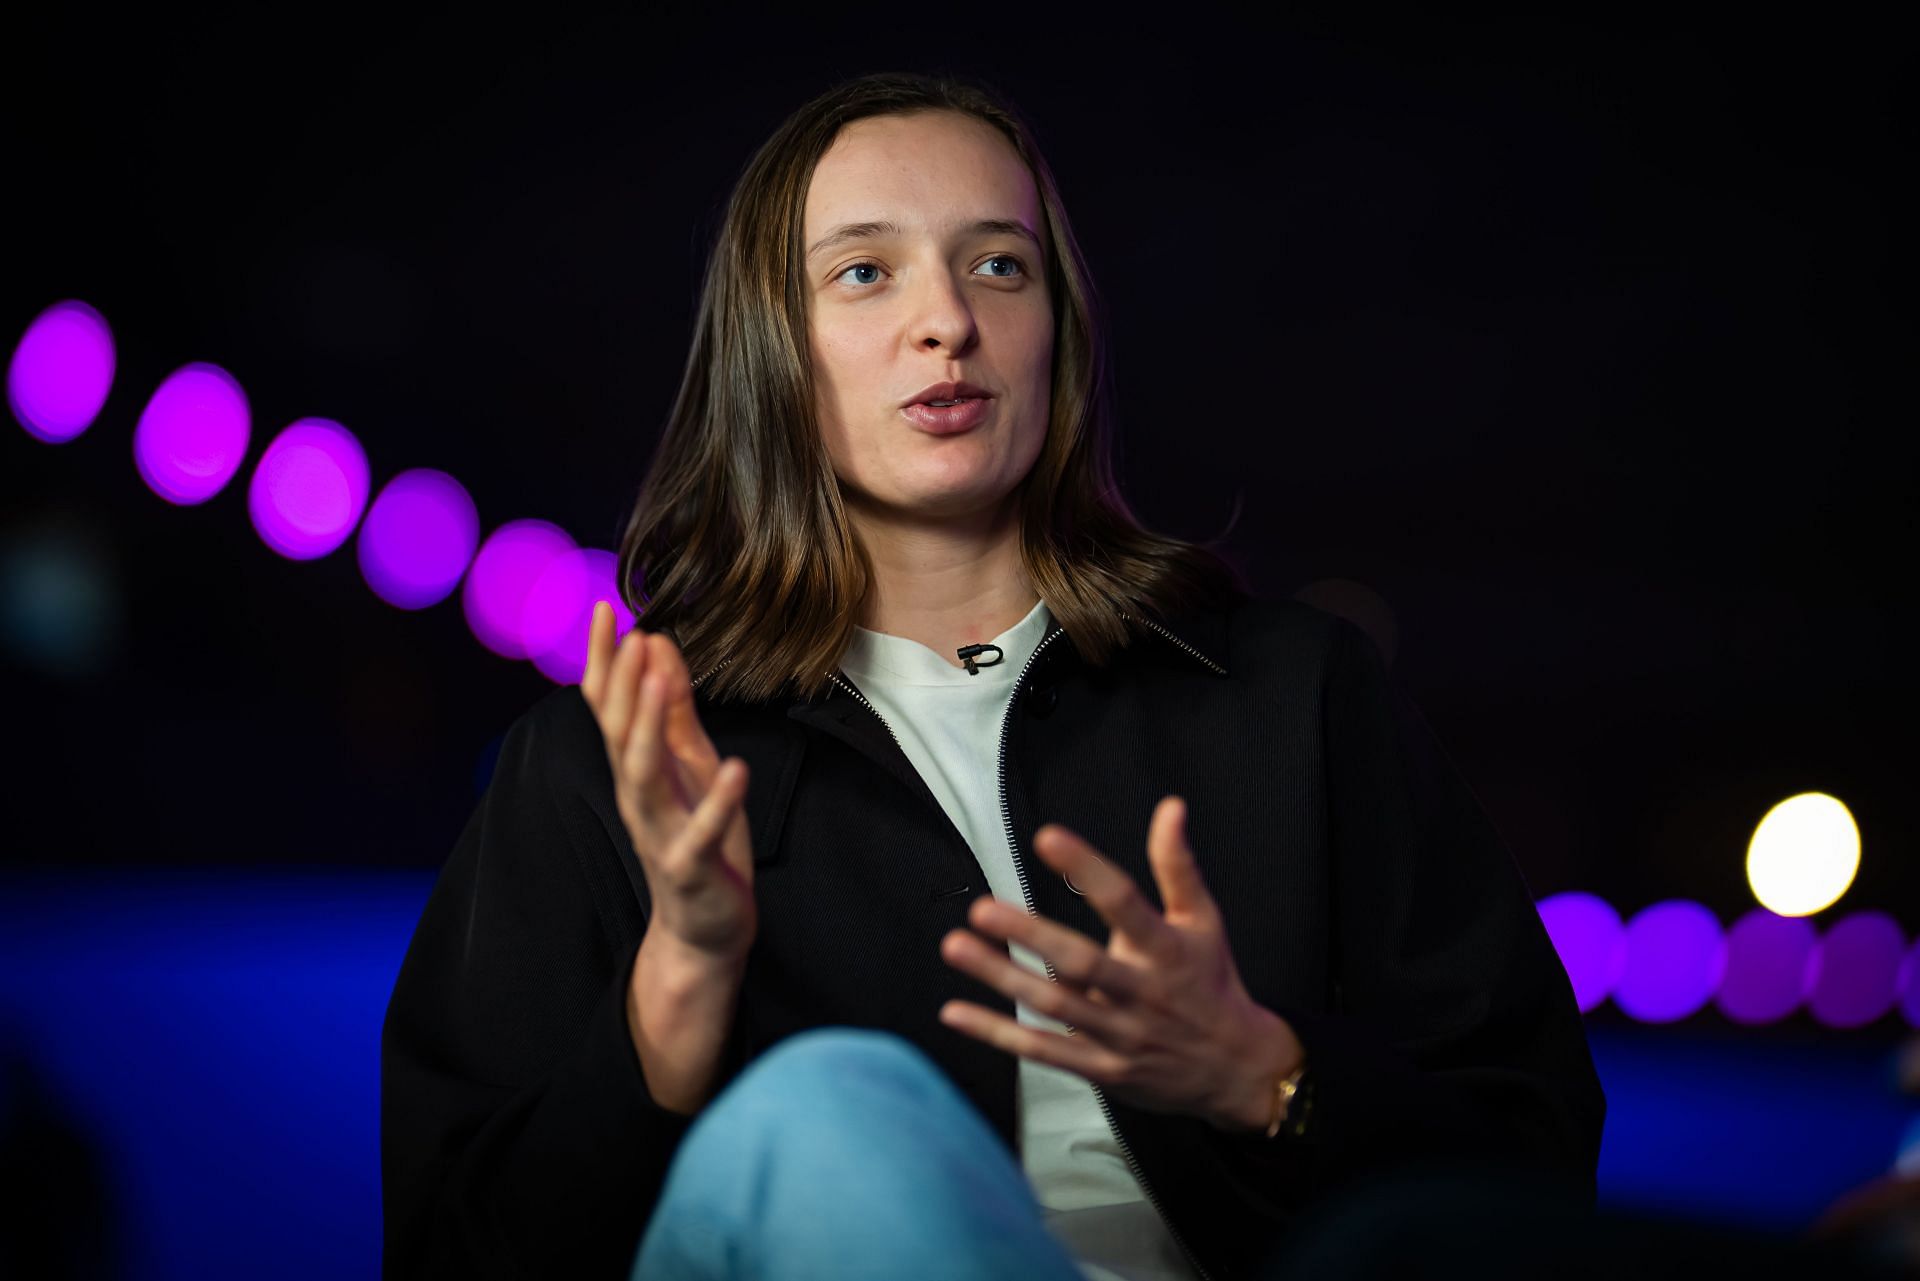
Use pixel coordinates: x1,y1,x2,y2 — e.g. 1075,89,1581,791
380,688,726,1280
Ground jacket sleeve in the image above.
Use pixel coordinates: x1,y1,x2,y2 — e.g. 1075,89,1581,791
1216,613,1607,1204
380,687,703,1279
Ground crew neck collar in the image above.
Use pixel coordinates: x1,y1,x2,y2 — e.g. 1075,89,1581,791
840,597,1053,688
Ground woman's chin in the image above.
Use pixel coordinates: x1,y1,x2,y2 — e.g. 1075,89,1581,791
857,478,1021,524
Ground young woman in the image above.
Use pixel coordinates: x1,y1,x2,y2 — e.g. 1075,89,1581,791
381,71,1605,1281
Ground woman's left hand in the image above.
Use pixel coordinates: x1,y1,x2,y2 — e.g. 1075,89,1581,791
938,795,1305,1134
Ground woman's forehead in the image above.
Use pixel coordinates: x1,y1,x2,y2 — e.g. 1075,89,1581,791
805,114,1039,238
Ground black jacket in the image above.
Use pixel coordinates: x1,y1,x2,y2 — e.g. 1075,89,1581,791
381,594,1607,1280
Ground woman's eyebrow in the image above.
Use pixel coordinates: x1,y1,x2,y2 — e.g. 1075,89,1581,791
805,217,1042,262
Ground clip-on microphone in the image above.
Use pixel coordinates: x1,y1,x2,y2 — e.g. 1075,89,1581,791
956,643,1004,675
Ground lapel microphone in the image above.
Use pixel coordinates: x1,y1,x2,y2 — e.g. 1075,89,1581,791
956,643,1004,675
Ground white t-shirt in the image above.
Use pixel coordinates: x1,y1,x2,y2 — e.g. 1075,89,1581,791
839,599,1203,1281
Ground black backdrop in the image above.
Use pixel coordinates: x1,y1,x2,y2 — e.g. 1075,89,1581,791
3,7,1909,951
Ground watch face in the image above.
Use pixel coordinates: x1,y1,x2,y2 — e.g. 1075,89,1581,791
1287,1076,1315,1137
1266,1068,1313,1138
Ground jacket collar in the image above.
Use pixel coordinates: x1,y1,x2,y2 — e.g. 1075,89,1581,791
1115,601,1231,679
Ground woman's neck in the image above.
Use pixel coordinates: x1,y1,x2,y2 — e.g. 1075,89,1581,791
849,497,1041,669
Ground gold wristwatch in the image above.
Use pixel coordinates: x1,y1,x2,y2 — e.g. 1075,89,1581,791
1263,1058,1314,1139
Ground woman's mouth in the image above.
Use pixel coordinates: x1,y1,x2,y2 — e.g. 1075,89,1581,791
902,397,992,434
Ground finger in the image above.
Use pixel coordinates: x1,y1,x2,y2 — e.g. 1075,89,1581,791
581,600,615,707
1147,796,1220,928
623,667,686,818
649,633,722,784
940,928,1144,1046
600,625,651,758
662,756,749,882
961,896,1154,1005
1031,824,1176,959
938,1000,1129,1084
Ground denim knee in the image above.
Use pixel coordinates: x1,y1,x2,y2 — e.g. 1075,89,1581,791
636,1026,1087,1281
724,1026,955,1117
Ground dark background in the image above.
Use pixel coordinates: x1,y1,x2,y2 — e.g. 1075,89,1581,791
4,7,1909,962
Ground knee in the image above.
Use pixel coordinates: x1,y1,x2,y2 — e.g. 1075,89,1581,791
667,1027,965,1190
721,1026,953,1120
747,1025,939,1091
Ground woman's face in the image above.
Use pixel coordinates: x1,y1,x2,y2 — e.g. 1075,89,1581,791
803,110,1054,526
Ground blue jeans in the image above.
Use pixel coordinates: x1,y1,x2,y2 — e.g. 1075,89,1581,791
629,1027,1088,1281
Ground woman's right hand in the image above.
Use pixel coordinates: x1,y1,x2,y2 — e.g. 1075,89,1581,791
581,601,757,965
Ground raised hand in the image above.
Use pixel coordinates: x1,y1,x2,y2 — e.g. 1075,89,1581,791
936,796,1305,1133
580,601,757,964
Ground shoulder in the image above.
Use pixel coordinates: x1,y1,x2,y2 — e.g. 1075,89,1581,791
506,679,791,799
1207,593,1377,691
1223,594,1346,653
487,687,614,818
488,685,624,836
1127,591,1383,723
506,682,605,773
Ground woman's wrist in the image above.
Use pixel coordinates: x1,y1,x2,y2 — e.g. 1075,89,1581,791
1208,1002,1307,1135
629,927,748,1114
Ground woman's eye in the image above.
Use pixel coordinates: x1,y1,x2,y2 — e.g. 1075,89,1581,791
831,255,1028,288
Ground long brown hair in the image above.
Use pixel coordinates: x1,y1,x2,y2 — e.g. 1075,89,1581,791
617,70,1247,705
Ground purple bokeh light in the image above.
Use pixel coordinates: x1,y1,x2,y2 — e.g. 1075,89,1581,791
1715,908,1817,1025
133,363,251,505
1808,910,1905,1028
357,469,480,610
462,519,578,660
8,299,115,443
1900,939,1920,1029
528,549,635,685
1535,892,1626,1013
1615,899,1726,1023
247,418,371,560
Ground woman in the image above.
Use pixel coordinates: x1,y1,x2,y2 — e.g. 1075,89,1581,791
381,71,1606,1281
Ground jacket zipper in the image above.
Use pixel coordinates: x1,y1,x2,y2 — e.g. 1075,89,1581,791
994,625,1219,1281
752,617,1225,1281
825,669,908,758
1119,611,1229,677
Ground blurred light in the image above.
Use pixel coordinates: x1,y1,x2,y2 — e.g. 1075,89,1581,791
357,469,479,610
1808,911,1905,1029
247,418,370,560
1746,792,1859,916
1535,891,1625,1013
1898,1115,1920,1177
1615,900,1726,1023
0,516,124,679
8,299,115,443
1902,939,1920,1029
518,546,593,674
462,519,576,660
528,549,634,685
133,363,251,505
1715,907,1817,1025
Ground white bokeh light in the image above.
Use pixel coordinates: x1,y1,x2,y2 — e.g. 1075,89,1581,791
1745,791,1860,917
